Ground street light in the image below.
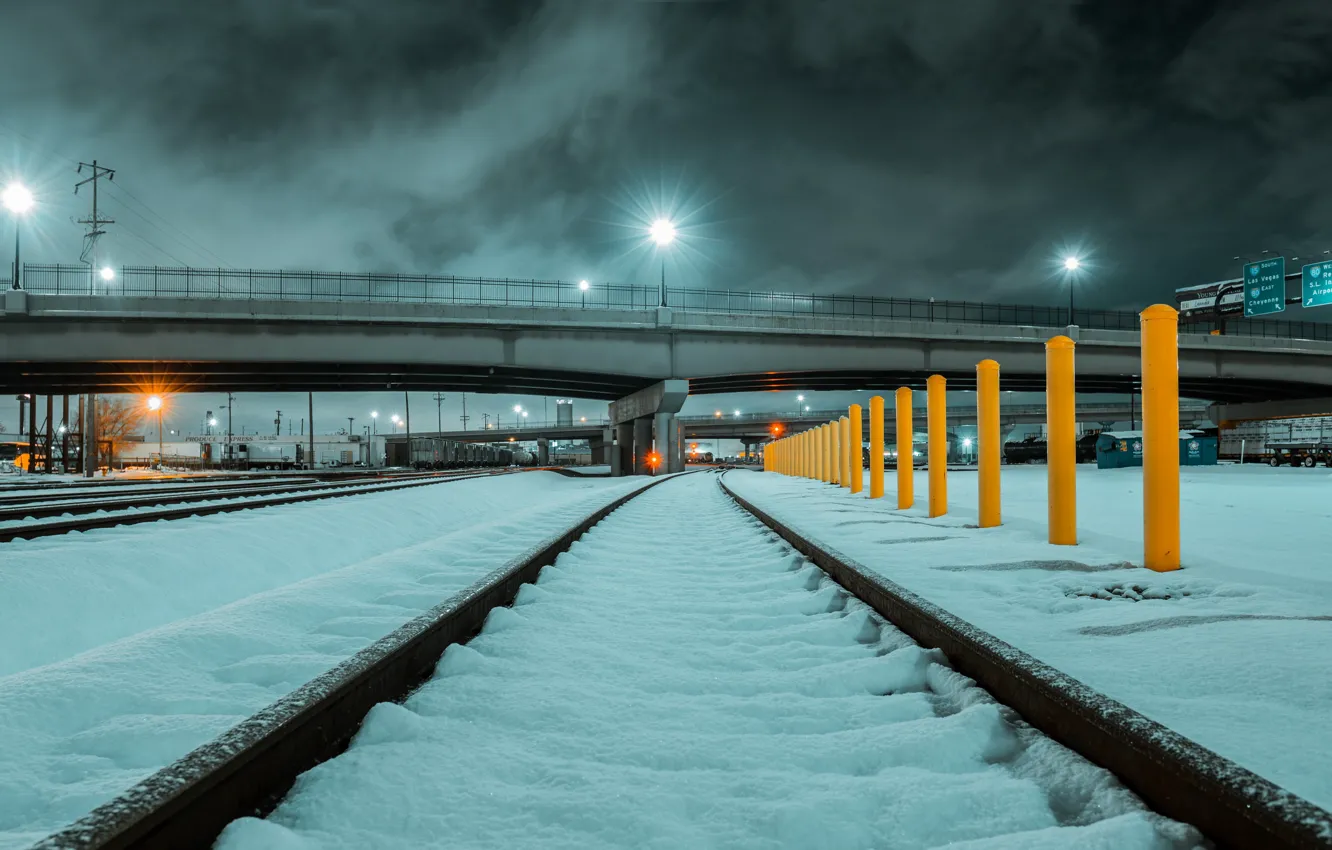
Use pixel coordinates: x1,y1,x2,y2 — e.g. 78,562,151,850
99,267,115,282
147,396,164,468
1062,255,1083,325
796,394,805,415
733,409,741,417
650,218,677,308
3,183,34,291
578,278,589,307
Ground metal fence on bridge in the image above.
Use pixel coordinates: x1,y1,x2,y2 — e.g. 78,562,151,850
13,263,1332,342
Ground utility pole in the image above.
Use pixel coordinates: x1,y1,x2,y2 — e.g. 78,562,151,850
433,392,445,434
226,392,234,468
275,410,282,437
75,160,115,294
460,392,469,431
482,412,491,430
74,163,113,478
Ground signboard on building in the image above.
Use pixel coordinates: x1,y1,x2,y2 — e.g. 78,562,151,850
1243,257,1286,317
185,434,280,443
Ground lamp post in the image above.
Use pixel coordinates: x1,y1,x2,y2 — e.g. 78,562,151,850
1062,255,1081,324
650,218,676,308
3,183,34,291
579,279,589,308
513,404,523,429
796,394,805,416
147,396,164,469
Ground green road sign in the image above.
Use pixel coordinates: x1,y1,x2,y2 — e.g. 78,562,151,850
1302,259,1332,308
1243,257,1286,316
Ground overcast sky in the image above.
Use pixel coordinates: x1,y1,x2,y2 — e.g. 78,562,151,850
3,1,1329,437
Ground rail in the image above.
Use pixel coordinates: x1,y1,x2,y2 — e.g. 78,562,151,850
32,471,683,850
0,468,516,544
14,263,1332,342
717,473,1332,849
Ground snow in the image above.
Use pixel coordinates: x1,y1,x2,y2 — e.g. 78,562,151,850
0,471,649,849
725,464,1332,813
218,473,1197,849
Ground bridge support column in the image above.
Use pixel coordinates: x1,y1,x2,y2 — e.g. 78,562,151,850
609,379,688,476
613,422,632,476
671,418,685,473
590,427,613,465
537,437,550,466
633,417,653,475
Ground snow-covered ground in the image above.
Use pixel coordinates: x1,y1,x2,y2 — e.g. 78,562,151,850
220,473,1197,849
0,471,649,848
727,464,1332,813
0,473,489,532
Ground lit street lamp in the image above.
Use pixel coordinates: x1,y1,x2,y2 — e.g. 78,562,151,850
650,218,676,308
1062,255,1082,325
147,395,164,468
796,394,805,416
578,278,589,308
3,183,34,291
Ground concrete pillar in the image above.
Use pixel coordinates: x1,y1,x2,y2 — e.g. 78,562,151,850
633,416,653,475
613,422,633,476
672,418,685,473
654,412,682,473
590,427,613,465
537,436,550,466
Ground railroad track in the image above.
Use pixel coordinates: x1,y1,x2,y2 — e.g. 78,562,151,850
0,469,497,522
0,468,520,544
29,469,1331,849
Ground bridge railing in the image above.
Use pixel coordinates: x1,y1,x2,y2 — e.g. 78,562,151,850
15,263,1332,342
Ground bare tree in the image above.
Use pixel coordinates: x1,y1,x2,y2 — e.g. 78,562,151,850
97,397,145,458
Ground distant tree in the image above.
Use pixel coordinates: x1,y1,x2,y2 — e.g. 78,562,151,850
97,397,146,456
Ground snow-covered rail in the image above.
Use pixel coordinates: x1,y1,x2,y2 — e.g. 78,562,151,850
32,471,675,850
0,469,519,543
719,473,1332,850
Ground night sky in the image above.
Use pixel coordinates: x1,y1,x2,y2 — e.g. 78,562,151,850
2,1,1329,437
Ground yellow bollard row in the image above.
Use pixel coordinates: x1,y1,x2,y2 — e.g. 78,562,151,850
764,308,1180,572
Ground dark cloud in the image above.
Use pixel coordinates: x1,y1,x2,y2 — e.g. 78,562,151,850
4,0,1332,314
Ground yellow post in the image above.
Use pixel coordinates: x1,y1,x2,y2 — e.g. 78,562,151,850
977,359,1001,528
830,420,841,485
1046,336,1077,545
839,415,851,489
927,375,947,517
809,423,820,479
1141,305,1181,571
804,430,812,479
824,423,833,483
895,387,914,509
848,404,863,494
869,396,884,499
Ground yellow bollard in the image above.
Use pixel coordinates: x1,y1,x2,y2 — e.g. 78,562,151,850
977,360,1001,528
1141,305,1181,571
809,423,820,479
824,423,833,483
927,375,947,517
1046,336,1077,545
840,415,852,489
895,387,914,509
849,404,863,494
869,396,885,499
830,420,841,485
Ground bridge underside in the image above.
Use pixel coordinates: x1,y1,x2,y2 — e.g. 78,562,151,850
0,362,1323,406
688,370,1324,405
0,361,652,400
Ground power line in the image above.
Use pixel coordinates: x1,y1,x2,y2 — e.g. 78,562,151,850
104,180,233,269
113,219,192,266
102,192,219,268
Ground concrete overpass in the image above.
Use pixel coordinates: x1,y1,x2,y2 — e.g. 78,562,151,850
4,290,1332,409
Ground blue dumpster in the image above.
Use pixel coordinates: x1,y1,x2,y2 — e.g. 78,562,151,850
1095,431,1216,469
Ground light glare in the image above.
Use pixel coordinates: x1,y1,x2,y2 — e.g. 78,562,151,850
650,218,676,246
578,279,589,291
147,396,162,411
2,184,33,214
1063,256,1081,271
100,266,115,281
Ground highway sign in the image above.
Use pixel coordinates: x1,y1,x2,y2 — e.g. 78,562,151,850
1243,257,1286,317
1302,260,1332,308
